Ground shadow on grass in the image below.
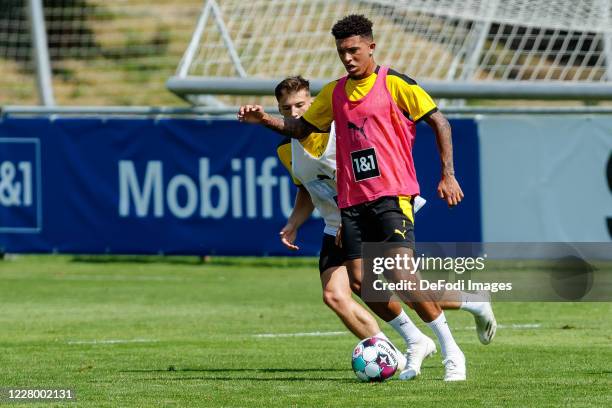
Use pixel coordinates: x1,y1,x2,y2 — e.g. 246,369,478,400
140,376,357,382
120,367,358,383
121,367,347,373
585,370,612,375
199,257,318,269
71,255,318,268
70,255,203,265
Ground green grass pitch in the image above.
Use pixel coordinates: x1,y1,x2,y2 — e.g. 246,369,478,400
0,255,610,407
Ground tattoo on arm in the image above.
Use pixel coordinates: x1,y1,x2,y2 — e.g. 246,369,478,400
262,115,315,139
425,111,455,176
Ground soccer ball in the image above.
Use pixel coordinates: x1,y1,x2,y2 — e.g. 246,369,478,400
351,337,399,382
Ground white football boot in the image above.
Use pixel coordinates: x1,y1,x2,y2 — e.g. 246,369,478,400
443,351,466,381
398,336,437,380
474,298,497,345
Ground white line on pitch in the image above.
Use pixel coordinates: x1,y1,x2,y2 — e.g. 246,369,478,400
253,331,347,338
255,324,542,338
57,275,185,282
498,323,541,329
67,338,159,345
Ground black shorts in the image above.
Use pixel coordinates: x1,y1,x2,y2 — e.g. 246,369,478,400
319,233,345,274
341,196,415,260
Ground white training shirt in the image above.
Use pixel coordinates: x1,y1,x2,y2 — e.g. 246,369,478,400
291,124,340,236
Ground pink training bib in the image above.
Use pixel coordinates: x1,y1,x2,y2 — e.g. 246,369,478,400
332,65,420,208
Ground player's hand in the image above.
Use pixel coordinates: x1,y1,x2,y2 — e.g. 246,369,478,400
437,174,464,207
280,223,299,251
237,105,266,124
335,225,342,248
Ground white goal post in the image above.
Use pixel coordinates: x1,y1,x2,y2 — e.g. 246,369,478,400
168,0,612,104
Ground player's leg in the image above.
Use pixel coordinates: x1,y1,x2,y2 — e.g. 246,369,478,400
343,258,431,342
320,265,379,339
397,195,495,343
319,233,386,339
372,196,465,381
342,206,423,326
437,291,497,345
319,234,407,368
344,257,436,380
341,204,436,380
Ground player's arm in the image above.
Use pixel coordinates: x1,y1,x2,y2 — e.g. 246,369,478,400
280,186,315,250
237,82,335,138
387,71,464,207
423,111,464,207
237,105,316,139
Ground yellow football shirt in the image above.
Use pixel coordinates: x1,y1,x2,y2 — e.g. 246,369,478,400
302,66,437,132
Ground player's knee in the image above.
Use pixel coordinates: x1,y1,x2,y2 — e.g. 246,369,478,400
322,288,350,311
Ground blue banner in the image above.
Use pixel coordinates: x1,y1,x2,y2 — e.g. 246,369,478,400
0,118,480,255
413,118,481,242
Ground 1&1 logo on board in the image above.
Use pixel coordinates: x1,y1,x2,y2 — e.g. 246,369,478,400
0,138,42,233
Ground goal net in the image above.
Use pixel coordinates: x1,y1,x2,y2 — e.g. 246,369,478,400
0,0,202,106
173,0,612,105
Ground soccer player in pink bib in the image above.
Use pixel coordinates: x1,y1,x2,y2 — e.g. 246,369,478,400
238,15,496,381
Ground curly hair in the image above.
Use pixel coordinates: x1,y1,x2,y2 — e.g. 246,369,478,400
331,14,373,40
274,76,310,101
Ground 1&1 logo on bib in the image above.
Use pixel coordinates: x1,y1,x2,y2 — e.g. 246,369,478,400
350,147,380,182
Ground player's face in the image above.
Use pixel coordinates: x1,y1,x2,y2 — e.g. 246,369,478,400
277,89,312,119
336,35,376,79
